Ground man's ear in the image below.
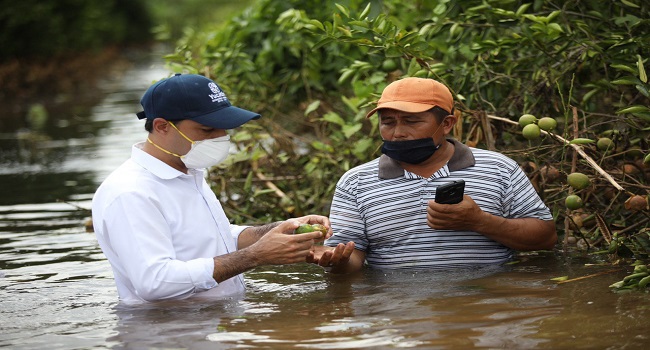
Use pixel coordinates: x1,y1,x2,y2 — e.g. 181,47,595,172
442,113,458,133
152,118,171,134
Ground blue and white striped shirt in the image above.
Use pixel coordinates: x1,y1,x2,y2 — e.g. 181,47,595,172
325,139,553,269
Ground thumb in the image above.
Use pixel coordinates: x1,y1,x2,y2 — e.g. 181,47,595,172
271,220,301,235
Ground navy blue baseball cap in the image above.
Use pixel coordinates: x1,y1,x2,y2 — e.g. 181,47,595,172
136,73,260,129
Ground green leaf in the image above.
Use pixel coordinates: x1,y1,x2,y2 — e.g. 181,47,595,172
635,84,650,97
359,2,371,19
611,77,642,85
621,0,640,8
311,37,334,50
385,46,402,58
546,10,561,22
547,23,563,33
243,171,254,192
515,3,531,16
304,100,321,116
342,123,363,139
308,19,324,32
610,64,637,74
321,111,346,126
582,88,600,103
334,3,349,18
617,105,650,114
311,140,334,152
550,276,569,282
349,20,369,29
637,55,647,83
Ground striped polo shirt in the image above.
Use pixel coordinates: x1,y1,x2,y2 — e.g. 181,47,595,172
325,139,553,270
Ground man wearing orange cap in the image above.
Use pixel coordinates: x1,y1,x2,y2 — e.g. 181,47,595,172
309,77,557,273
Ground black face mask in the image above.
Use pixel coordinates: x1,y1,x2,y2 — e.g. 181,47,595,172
381,138,440,164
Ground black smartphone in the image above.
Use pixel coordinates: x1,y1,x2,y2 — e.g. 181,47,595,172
434,180,465,204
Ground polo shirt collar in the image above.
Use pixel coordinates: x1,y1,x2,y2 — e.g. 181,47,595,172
131,142,192,180
378,138,476,179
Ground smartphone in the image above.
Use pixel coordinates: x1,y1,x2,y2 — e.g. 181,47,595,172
434,180,465,204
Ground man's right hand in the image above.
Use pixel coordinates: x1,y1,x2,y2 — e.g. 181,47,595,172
250,220,323,265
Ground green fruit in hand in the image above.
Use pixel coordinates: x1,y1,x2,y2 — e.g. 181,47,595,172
596,137,614,151
311,224,328,235
537,117,557,131
294,224,314,234
381,59,398,72
294,223,328,235
522,124,541,140
565,195,583,210
567,172,590,190
518,114,537,127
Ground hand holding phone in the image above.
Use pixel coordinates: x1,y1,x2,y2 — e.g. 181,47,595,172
434,180,465,204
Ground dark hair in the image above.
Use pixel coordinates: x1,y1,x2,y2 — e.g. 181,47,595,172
144,119,154,132
144,118,183,132
429,106,453,123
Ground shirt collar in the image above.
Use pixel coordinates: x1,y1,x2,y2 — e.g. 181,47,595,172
131,142,199,180
378,138,476,179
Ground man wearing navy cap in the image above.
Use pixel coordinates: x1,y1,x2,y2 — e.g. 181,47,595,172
92,74,329,303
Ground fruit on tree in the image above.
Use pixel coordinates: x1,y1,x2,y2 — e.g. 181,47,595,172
518,114,537,127
381,59,398,72
537,117,557,131
522,124,541,140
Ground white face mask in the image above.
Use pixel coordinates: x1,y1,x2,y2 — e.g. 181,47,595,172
180,135,230,169
147,121,231,169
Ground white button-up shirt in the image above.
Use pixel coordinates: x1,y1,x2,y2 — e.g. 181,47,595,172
92,142,247,303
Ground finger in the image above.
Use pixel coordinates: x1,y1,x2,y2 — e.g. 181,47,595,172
306,215,331,227
341,241,355,260
272,219,301,234
319,250,333,267
293,230,324,241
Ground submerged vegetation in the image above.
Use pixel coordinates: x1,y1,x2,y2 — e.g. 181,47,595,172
166,0,650,288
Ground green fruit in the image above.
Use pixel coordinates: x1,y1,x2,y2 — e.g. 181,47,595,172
518,114,537,127
294,223,328,235
608,239,619,254
537,117,557,131
644,153,650,165
522,124,541,140
311,224,328,235
596,137,614,151
622,272,648,283
565,195,583,210
381,59,398,72
638,275,650,288
294,224,314,234
567,172,590,190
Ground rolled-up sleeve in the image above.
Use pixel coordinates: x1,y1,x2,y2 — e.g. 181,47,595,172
229,224,250,242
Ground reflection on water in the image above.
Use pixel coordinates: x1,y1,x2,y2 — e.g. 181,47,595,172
1,51,649,349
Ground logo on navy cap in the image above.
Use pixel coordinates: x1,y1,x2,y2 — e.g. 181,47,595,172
208,82,228,103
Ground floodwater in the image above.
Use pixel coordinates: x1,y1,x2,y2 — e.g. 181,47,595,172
1,51,649,350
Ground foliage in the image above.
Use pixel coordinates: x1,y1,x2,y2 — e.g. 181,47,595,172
145,0,255,43
167,0,650,268
0,0,151,61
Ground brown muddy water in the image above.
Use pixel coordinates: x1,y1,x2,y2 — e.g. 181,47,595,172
0,51,648,350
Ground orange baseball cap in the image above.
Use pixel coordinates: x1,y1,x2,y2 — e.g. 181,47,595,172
366,77,454,118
